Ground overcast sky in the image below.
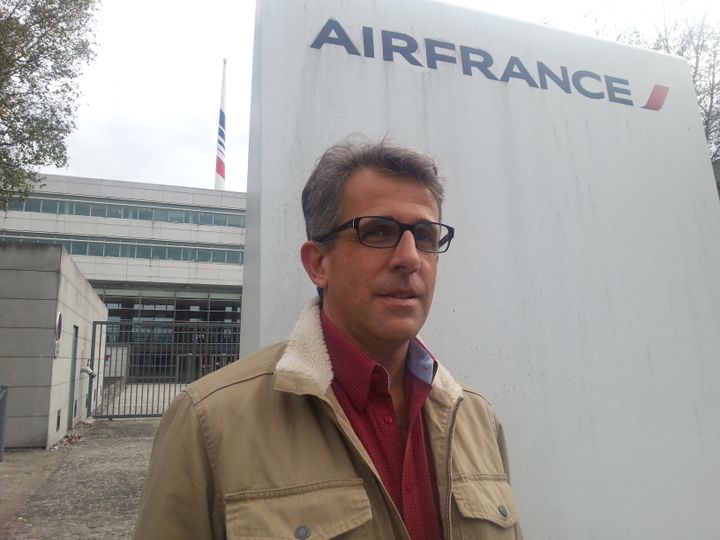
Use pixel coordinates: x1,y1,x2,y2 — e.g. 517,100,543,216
40,0,719,193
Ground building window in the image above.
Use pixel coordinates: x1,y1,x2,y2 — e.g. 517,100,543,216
227,214,243,227
24,198,41,212
107,205,123,218
0,232,243,265
120,244,135,258
90,204,107,217
58,201,73,214
151,246,167,259
10,194,245,229
71,241,88,255
7,198,24,211
88,242,104,256
41,200,59,213
74,202,91,216
136,245,152,258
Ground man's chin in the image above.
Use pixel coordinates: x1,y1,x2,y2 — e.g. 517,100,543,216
375,319,425,344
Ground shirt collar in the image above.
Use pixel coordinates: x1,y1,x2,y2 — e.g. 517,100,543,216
407,338,437,385
320,311,438,411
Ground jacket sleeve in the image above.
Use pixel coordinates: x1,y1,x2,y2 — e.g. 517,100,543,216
134,392,218,540
496,419,524,540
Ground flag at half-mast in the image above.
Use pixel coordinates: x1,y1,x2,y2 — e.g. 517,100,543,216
215,59,227,190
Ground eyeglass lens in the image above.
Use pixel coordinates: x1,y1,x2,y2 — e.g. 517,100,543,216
356,217,447,252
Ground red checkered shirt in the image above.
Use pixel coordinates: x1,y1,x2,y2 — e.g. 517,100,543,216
321,312,443,540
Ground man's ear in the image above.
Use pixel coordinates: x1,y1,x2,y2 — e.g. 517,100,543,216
300,241,329,290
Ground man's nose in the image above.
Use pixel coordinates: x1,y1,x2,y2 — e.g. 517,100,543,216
389,230,421,272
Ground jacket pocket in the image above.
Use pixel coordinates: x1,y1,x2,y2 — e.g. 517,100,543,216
224,478,372,539
452,474,520,538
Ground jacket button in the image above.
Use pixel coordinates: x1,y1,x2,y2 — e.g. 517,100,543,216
498,505,509,518
294,525,311,539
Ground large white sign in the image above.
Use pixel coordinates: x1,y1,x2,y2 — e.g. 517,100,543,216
241,0,720,537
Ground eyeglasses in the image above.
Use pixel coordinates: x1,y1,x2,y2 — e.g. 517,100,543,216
315,216,455,253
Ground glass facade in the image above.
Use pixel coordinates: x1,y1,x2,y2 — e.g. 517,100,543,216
6,194,245,228
97,285,242,345
99,287,241,324
0,231,243,264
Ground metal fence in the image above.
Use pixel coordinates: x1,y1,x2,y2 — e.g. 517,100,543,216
89,321,240,418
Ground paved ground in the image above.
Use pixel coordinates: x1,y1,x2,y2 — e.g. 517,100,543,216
0,418,159,539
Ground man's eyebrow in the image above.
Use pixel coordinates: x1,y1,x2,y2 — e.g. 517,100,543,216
369,215,437,222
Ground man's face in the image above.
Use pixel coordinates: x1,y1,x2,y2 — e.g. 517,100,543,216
313,167,439,355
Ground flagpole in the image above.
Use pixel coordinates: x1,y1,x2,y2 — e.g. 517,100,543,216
215,58,227,190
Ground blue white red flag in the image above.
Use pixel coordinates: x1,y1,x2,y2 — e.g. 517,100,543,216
215,59,227,190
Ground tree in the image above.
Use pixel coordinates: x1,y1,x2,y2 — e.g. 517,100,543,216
0,0,98,210
580,7,720,194
651,12,720,188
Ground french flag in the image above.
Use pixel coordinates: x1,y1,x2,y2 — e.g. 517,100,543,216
215,59,227,190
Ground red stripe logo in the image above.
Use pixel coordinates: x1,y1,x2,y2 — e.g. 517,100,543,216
642,85,670,111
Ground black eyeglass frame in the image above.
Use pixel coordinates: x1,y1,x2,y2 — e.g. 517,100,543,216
314,216,455,254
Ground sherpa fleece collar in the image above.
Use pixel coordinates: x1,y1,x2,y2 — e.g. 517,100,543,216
275,299,464,404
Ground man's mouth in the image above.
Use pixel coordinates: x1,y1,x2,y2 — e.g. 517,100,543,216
382,290,419,300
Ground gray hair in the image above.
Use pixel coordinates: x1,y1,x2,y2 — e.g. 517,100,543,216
302,140,444,242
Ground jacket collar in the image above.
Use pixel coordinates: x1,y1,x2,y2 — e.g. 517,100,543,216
274,299,464,405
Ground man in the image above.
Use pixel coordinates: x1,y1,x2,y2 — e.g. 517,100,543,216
134,141,522,539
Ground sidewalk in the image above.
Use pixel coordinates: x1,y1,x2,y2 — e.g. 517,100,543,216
0,418,159,539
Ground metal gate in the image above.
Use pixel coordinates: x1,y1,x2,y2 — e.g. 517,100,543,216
89,321,240,418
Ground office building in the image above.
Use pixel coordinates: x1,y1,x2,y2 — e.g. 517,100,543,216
1,174,246,327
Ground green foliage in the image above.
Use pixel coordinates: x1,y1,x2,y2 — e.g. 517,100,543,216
0,0,98,209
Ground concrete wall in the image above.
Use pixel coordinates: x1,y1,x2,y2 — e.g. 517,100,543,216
39,174,247,211
48,248,107,448
0,244,60,447
71,256,243,287
0,243,106,448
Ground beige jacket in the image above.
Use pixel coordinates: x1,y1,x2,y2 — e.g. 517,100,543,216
134,302,522,539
